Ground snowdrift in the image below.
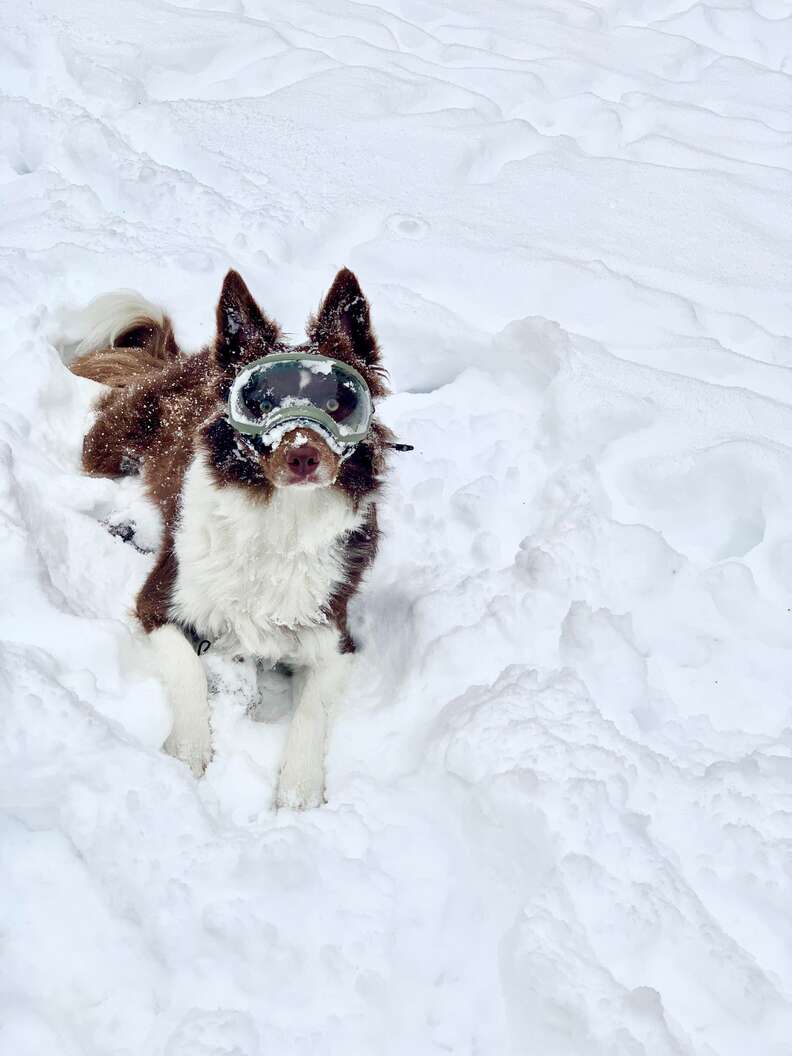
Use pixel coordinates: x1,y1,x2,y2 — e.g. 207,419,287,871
1,1,791,1053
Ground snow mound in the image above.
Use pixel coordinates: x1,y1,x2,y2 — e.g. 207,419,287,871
1,1,791,1053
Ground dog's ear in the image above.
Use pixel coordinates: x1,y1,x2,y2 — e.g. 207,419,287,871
215,270,279,369
312,268,379,365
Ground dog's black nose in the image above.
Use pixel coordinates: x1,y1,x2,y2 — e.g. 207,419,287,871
286,445,320,478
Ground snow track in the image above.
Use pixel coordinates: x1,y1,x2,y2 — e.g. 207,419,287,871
1,1,791,1053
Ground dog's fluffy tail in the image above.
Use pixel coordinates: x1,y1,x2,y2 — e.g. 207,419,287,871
69,290,180,388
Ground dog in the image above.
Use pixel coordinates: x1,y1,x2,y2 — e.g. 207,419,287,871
69,268,394,808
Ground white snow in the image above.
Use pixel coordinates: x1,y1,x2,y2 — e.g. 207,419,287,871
1,1,792,1054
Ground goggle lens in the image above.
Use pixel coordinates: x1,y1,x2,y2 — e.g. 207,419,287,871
228,355,373,447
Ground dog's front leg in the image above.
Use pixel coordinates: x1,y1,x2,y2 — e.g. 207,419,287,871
148,624,212,777
275,635,350,810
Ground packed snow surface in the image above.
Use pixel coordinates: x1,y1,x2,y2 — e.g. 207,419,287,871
1,1,792,1053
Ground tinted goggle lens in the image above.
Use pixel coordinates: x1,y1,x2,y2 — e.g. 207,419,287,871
227,355,373,446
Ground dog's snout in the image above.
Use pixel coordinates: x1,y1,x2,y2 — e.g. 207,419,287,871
286,445,320,478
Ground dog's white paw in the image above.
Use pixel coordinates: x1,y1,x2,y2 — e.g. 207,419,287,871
164,725,212,778
275,762,325,811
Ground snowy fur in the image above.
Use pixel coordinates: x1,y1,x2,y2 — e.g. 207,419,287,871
170,455,366,660
148,624,211,777
68,290,166,358
167,454,366,806
275,637,352,809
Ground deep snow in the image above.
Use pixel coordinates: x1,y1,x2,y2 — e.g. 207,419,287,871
1,1,792,1053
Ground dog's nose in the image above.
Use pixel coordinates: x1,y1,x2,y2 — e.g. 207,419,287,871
286,445,320,478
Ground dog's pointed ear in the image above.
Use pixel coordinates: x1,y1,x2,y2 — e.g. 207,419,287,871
313,268,379,365
215,270,279,369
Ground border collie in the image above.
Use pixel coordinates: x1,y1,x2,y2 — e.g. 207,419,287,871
70,269,394,809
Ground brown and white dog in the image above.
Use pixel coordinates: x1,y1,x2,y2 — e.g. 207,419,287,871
70,268,393,808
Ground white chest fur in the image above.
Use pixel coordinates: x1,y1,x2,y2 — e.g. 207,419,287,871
170,456,365,659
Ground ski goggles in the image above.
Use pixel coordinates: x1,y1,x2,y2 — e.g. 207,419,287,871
226,353,374,452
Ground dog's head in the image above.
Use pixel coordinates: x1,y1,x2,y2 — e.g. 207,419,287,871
200,268,392,503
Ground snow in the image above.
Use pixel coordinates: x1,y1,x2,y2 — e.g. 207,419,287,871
1,0,792,1053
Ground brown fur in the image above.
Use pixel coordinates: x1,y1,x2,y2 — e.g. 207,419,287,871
326,504,380,652
72,269,392,643
71,318,179,388
135,529,179,633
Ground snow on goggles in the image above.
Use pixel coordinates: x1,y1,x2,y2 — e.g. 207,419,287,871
226,353,374,451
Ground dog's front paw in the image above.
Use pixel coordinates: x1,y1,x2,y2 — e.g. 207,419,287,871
164,724,213,778
275,762,325,811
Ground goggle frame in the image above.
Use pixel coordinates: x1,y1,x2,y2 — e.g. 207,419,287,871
226,352,374,449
